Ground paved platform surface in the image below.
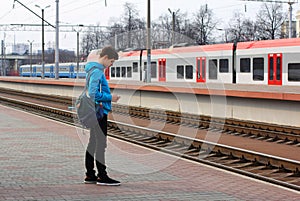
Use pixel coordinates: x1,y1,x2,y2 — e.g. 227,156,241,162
0,104,299,201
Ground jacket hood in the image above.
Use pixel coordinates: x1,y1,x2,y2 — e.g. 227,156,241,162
85,62,104,72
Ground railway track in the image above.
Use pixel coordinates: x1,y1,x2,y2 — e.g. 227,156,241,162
114,104,300,146
1,87,300,146
0,92,300,191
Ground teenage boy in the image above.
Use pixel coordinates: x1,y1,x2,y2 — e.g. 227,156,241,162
83,46,121,186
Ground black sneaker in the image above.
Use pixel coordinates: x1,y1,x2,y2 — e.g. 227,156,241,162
96,175,120,186
84,176,97,184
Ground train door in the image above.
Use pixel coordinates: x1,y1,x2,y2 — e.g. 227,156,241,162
19,67,23,76
105,67,110,80
158,58,166,82
70,65,74,78
32,66,37,77
50,65,54,78
268,53,282,86
196,57,206,83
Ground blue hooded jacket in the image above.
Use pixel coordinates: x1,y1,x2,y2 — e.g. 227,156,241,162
85,62,112,115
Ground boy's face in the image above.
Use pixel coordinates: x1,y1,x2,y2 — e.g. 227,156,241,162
100,56,115,68
106,58,115,68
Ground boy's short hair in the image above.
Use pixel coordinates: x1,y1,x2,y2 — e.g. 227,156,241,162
86,46,119,62
100,46,119,60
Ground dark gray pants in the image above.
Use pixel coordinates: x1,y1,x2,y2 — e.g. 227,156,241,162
85,114,108,177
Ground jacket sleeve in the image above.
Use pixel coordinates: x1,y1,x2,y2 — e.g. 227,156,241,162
99,75,112,102
88,70,112,102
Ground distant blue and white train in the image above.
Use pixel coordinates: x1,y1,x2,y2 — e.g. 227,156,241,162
19,62,87,78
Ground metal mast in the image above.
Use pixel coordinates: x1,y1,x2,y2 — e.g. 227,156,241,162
55,0,59,79
241,0,298,38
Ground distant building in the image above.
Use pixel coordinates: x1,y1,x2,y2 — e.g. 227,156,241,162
281,20,297,38
12,44,29,55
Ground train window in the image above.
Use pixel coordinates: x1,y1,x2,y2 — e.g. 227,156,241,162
219,59,229,73
158,59,166,80
185,65,193,79
151,62,157,78
121,67,126,77
269,57,274,80
127,66,132,78
240,58,251,73
276,57,281,81
22,67,28,72
202,59,205,78
197,59,200,79
209,59,218,80
111,67,116,77
253,58,264,81
177,65,184,79
133,62,138,72
288,63,300,81
116,67,121,77
144,62,157,78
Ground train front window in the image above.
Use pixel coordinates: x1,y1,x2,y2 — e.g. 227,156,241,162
219,59,229,73
240,58,250,73
253,58,264,81
288,63,300,82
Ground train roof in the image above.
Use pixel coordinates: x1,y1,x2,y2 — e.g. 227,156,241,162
119,43,235,58
237,38,300,50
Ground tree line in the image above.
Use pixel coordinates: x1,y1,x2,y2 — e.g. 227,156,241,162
80,2,290,58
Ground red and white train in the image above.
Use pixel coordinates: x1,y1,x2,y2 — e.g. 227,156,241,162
107,38,300,86
19,38,300,86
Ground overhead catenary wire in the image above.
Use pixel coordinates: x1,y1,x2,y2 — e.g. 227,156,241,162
12,0,55,28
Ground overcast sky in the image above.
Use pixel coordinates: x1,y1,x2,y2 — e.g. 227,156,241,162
0,0,299,52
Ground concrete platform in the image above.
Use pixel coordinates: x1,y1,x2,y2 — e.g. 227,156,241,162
1,76,300,101
0,104,299,200
1,76,300,127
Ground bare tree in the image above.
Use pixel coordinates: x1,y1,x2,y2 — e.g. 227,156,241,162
81,32,93,58
242,19,257,41
192,4,218,45
107,23,126,50
181,18,196,43
156,13,173,46
81,26,109,58
172,11,195,45
227,12,244,43
122,2,146,48
227,11,257,42
154,10,195,47
255,3,287,40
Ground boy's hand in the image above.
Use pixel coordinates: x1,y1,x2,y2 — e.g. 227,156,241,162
112,94,121,102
